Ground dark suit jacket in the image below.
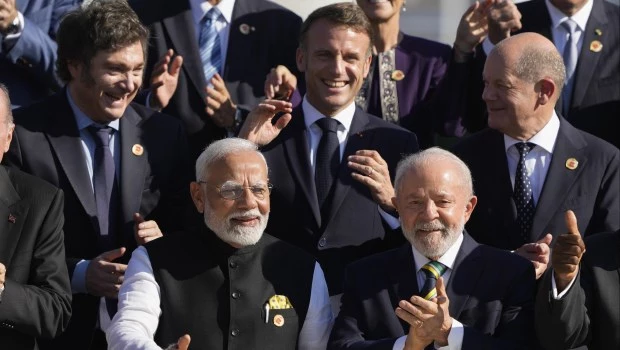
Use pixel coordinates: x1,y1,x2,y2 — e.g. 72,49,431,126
452,117,619,250
263,106,418,295
129,0,301,160
3,91,192,349
0,0,79,108
0,166,71,350
328,233,537,349
465,0,620,149
536,230,620,350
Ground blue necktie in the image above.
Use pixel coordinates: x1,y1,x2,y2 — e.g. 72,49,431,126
513,142,536,242
561,19,578,116
199,8,222,83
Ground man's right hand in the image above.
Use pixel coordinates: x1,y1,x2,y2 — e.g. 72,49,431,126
148,49,183,111
486,0,522,44
165,334,191,350
264,65,297,100
0,0,18,33
237,99,293,146
85,247,127,298
552,210,586,292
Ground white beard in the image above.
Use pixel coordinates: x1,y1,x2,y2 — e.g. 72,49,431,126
402,218,464,259
203,205,268,247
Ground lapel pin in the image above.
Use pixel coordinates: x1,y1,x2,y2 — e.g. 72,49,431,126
594,28,602,36
239,23,250,35
590,40,603,52
390,70,405,81
132,144,144,156
565,158,579,170
8,214,16,223
273,314,285,327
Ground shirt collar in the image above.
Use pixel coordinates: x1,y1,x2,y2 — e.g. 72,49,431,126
411,233,463,273
545,0,593,32
66,88,120,132
191,0,235,26
302,96,356,132
503,111,560,154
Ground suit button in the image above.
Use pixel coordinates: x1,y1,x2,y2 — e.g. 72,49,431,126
231,329,239,337
229,261,238,268
318,237,327,247
231,291,240,299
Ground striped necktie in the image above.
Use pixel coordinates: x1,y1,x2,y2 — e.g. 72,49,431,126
419,261,448,300
199,7,222,83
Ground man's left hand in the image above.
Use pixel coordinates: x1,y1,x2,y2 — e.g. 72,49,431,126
205,73,237,128
0,0,18,32
396,277,453,346
454,0,489,61
0,262,6,290
133,213,163,245
348,150,395,212
515,233,552,279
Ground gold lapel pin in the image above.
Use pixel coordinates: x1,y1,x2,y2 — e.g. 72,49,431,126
590,40,603,52
273,314,285,327
594,28,602,36
390,70,405,81
132,144,144,156
565,158,579,170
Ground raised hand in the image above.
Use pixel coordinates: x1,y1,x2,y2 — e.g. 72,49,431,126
133,213,163,245
85,247,127,298
486,0,522,44
149,49,183,111
348,150,396,213
515,233,553,279
264,65,297,100
205,73,237,128
454,0,489,61
237,99,293,146
0,0,18,33
552,210,586,292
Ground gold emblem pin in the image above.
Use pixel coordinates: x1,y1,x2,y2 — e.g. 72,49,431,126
595,29,602,36
239,23,251,35
391,70,405,81
273,314,284,327
566,158,578,170
132,144,144,156
590,40,603,52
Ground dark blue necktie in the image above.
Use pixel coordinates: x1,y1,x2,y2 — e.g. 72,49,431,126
561,19,578,116
315,118,340,209
87,125,119,318
199,7,222,82
513,142,536,242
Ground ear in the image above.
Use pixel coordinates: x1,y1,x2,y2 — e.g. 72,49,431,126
537,78,555,105
190,182,204,213
362,53,372,79
296,47,306,73
391,195,399,212
463,195,478,223
2,123,14,154
67,60,83,81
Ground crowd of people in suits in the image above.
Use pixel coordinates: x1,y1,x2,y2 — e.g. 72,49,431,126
0,0,618,349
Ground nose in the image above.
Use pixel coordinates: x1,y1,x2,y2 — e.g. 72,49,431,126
329,56,345,76
419,200,439,221
482,83,494,102
235,187,258,210
119,73,137,93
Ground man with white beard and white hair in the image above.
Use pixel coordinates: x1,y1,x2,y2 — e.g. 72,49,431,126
328,147,538,350
106,138,333,350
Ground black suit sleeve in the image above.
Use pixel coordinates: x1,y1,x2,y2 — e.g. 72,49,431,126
0,189,72,338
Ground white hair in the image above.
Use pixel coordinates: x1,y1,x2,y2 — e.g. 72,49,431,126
394,147,473,197
195,138,267,180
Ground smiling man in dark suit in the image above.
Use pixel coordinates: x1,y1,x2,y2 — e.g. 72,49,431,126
453,32,619,280
328,147,536,350
0,84,71,350
2,2,192,349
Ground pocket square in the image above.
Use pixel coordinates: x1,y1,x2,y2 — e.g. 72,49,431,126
268,295,292,309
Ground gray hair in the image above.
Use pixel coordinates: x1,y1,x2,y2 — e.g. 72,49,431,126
0,83,13,124
195,138,267,180
394,147,474,197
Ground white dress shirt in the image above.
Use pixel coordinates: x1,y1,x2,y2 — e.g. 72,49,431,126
482,0,593,55
393,234,465,350
190,0,236,77
106,245,334,349
503,111,560,205
302,97,400,228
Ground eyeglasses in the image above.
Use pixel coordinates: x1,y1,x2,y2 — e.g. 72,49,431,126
198,181,273,200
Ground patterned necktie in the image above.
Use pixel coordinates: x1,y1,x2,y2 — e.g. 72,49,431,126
419,261,448,300
199,7,222,83
513,142,536,242
87,125,119,318
561,19,578,116
315,118,341,209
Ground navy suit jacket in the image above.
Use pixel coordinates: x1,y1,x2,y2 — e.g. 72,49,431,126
129,0,301,160
262,106,418,295
328,233,537,350
536,230,620,350
0,166,71,350
3,91,193,349
465,0,620,148
0,0,78,108
452,117,619,250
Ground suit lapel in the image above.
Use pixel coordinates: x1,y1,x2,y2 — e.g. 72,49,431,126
162,1,207,97
119,107,148,226
448,233,484,319
0,168,28,266
530,119,587,241
45,93,97,220
392,244,419,331
280,108,321,226
488,132,519,236
325,109,373,225
571,0,607,110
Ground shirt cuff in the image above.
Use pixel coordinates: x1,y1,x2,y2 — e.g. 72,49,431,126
71,259,90,293
392,335,407,350
435,318,463,350
378,206,400,229
482,37,494,56
551,270,578,299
